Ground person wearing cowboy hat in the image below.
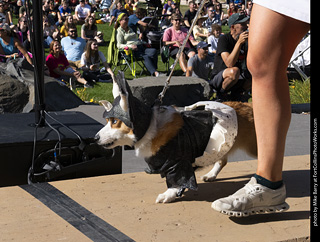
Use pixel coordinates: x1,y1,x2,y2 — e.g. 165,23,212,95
193,15,209,42
0,23,32,65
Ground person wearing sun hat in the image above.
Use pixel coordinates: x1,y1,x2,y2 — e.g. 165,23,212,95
106,12,127,67
0,22,33,65
116,13,161,77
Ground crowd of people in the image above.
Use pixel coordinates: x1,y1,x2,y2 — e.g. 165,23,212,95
0,0,253,100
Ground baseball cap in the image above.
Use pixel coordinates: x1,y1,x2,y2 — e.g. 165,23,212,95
196,41,211,49
228,13,249,28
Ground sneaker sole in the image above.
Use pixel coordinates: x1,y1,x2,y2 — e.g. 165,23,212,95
213,202,290,217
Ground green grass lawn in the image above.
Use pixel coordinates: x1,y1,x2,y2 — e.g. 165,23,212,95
74,15,230,104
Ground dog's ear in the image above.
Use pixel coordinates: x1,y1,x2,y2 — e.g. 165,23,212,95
99,100,113,112
112,78,121,99
116,71,130,113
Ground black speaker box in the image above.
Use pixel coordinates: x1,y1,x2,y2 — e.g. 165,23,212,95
0,111,122,187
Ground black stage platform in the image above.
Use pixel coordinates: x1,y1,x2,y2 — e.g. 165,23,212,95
0,111,121,187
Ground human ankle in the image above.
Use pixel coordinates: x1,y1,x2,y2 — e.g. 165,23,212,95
254,174,283,190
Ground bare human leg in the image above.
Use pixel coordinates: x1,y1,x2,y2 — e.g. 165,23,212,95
247,4,310,182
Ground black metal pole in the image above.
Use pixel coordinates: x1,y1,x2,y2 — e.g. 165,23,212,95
30,0,45,126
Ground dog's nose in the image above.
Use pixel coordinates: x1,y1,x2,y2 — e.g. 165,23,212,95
94,134,100,142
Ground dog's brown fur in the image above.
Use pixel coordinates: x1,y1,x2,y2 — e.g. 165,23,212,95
224,102,257,158
107,117,134,135
151,113,184,155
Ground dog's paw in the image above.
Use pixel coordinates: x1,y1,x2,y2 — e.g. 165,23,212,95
155,188,179,203
201,174,217,182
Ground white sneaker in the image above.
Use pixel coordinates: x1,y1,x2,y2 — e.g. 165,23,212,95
212,177,289,217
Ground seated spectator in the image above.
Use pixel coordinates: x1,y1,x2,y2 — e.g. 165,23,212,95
210,13,251,101
43,16,59,48
60,14,75,38
128,8,148,37
0,1,10,24
59,0,72,23
16,16,28,42
184,0,197,28
227,2,238,17
203,5,219,30
74,0,91,25
61,24,86,68
186,41,212,81
207,23,222,61
162,13,199,73
80,39,115,84
162,0,173,16
99,0,112,14
46,0,63,26
214,2,228,25
234,0,245,11
193,16,209,42
116,13,160,77
46,40,91,88
171,2,183,18
245,0,253,17
81,15,97,41
87,0,98,13
0,23,32,65
69,0,79,11
109,1,129,26
1,0,12,25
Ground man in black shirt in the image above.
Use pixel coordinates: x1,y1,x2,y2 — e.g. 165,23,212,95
184,0,197,28
210,13,251,101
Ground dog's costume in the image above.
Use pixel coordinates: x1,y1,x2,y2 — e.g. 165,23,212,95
103,73,238,192
145,102,238,192
145,110,216,191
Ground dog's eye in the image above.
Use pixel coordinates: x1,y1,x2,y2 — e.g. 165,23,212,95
112,119,118,124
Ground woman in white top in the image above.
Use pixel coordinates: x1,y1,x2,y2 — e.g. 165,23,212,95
80,39,115,84
212,0,310,217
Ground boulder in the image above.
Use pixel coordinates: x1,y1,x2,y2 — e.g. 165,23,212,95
0,75,29,113
0,60,84,113
128,76,213,107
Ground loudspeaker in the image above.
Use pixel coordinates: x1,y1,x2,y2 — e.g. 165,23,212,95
0,111,122,187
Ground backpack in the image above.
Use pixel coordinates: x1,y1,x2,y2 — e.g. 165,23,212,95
160,45,170,63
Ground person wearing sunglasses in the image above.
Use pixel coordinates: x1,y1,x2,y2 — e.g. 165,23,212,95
162,13,199,73
61,24,86,69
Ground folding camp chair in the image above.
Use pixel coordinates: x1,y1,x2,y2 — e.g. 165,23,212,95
288,33,310,80
117,50,148,78
107,27,148,78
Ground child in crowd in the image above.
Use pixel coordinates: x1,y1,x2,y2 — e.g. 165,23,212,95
207,23,222,61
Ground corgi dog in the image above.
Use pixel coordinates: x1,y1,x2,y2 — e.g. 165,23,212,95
95,72,257,204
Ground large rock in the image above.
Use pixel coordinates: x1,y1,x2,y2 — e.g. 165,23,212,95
0,60,84,113
0,75,29,113
128,76,213,107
